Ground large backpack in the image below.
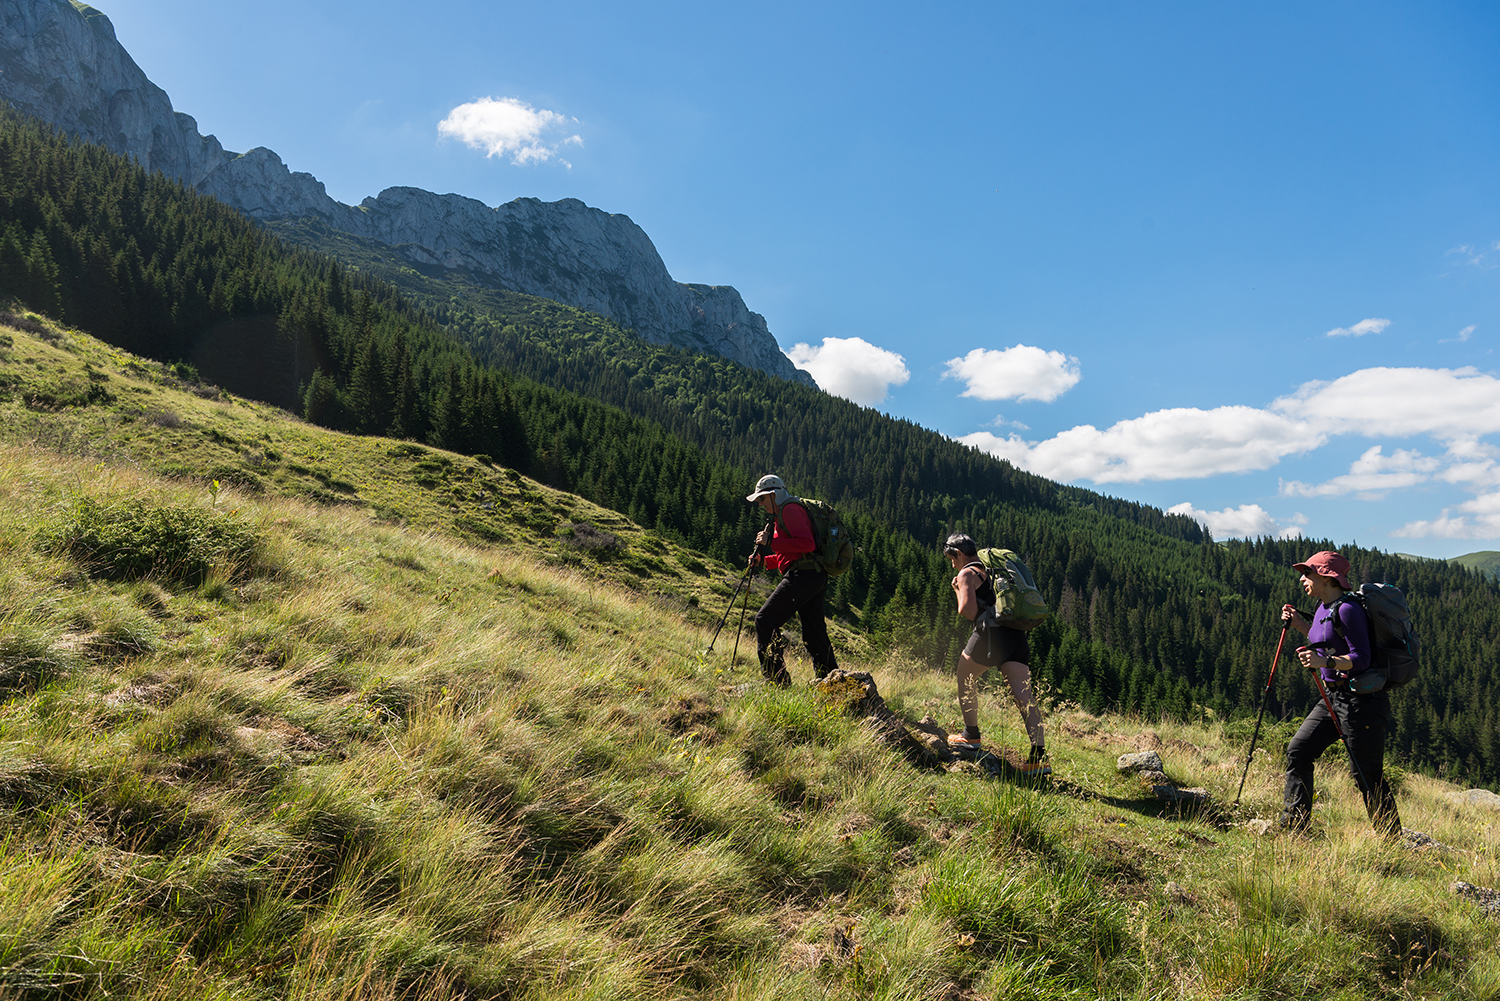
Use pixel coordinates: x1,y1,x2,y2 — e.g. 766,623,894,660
1332,583,1421,690
780,498,855,577
975,548,1050,631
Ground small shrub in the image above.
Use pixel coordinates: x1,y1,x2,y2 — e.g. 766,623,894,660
563,522,622,554
147,409,185,428
47,498,265,585
0,310,46,335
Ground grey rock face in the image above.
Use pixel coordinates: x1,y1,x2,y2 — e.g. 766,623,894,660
0,0,812,384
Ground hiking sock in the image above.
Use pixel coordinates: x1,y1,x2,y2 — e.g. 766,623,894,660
1027,744,1046,763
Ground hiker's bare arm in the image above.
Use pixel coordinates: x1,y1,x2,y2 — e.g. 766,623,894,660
953,566,982,621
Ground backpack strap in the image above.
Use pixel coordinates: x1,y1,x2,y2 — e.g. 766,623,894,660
959,560,988,583
1328,591,1381,677
773,499,819,572
1328,594,1348,644
773,497,808,535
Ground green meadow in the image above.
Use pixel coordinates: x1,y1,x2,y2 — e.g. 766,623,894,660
3,312,1499,1000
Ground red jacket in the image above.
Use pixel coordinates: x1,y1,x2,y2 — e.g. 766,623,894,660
766,501,816,572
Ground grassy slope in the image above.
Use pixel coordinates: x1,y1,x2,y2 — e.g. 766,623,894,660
3,312,1500,1000
1451,552,1500,582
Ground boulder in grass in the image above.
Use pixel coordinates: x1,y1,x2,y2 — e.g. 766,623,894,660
1445,789,1500,812
1117,750,1165,774
1452,881,1500,918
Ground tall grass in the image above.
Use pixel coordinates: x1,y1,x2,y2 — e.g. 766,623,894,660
2,428,1500,1000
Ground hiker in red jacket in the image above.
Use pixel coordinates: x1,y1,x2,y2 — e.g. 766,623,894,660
746,474,839,686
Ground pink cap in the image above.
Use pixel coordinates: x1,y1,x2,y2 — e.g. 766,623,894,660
1292,551,1351,590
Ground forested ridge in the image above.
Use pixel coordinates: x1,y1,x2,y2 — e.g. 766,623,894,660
5,106,1498,784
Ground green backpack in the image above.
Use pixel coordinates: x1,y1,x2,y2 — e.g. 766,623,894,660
779,498,855,577
976,548,1050,631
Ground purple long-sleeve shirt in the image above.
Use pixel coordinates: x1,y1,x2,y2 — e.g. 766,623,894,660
1306,597,1373,685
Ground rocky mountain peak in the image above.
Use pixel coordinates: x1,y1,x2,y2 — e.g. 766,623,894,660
0,0,813,384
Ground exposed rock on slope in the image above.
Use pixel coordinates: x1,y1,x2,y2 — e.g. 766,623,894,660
0,0,811,383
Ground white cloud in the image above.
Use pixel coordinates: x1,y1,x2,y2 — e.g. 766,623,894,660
1441,324,1478,344
1272,367,1500,441
1393,491,1500,539
1447,242,1500,268
438,97,582,166
1325,317,1391,338
786,337,910,406
959,406,1316,484
1437,439,1500,489
1166,502,1306,540
942,345,1081,403
1279,445,1440,499
954,363,1500,539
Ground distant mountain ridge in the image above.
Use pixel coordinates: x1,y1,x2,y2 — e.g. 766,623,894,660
1397,551,1500,581
0,0,812,384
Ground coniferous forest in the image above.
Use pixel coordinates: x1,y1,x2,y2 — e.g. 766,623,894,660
4,105,1499,784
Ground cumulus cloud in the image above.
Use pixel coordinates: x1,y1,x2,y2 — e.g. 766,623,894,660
1167,502,1306,541
1279,446,1440,500
942,345,1081,403
1272,367,1500,440
786,337,910,406
955,363,1500,539
438,97,582,166
1325,317,1391,338
958,406,1316,484
1393,491,1500,539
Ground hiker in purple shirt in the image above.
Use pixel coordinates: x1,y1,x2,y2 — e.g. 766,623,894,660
1278,551,1402,837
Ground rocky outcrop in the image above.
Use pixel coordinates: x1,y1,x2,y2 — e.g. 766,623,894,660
0,0,812,384
320,189,809,381
1445,789,1500,811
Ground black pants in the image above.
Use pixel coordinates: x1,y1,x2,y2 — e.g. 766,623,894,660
755,569,837,684
1282,688,1401,836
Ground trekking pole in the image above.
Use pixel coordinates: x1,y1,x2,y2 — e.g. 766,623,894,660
706,561,754,654
1234,621,1292,807
726,517,774,667
730,579,751,669
1305,650,1372,795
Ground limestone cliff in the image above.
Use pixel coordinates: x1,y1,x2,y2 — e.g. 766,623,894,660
0,0,812,383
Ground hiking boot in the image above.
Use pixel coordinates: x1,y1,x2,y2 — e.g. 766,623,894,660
948,729,982,753
1018,746,1051,777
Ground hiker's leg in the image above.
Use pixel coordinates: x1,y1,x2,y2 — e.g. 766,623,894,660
955,652,985,738
1281,702,1337,830
1343,693,1402,837
754,576,798,685
792,571,837,679
997,659,1045,750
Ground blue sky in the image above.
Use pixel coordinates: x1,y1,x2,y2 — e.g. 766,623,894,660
102,0,1500,557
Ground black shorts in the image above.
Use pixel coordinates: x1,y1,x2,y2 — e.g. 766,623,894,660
962,625,1030,669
